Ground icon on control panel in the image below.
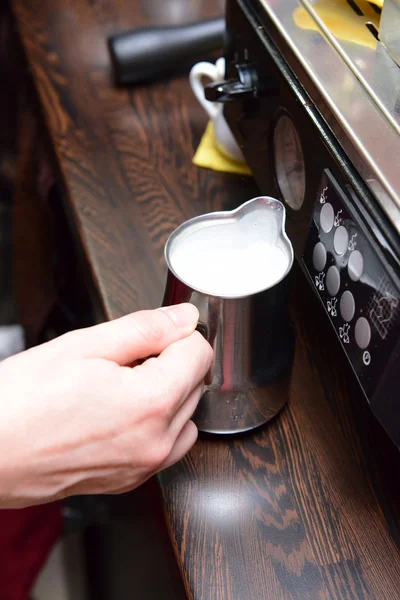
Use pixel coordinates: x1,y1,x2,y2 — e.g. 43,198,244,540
367,277,399,340
339,323,350,344
363,351,371,366
348,233,358,252
334,209,342,227
319,186,328,204
315,272,325,291
327,297,337,317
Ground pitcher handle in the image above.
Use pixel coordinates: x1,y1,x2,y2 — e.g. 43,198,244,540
196,321,209,340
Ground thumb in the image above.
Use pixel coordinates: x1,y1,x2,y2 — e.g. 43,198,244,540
57,304,199,365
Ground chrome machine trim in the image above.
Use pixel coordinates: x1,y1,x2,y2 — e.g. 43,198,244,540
257,0,400,233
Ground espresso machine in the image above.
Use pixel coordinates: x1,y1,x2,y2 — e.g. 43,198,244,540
206,0,400,449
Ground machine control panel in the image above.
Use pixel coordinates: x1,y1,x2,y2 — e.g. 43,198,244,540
303,170,400,400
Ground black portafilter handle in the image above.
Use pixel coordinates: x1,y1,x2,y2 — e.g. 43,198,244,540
108,17,225,85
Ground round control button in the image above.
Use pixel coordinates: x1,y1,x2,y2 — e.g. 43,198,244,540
313,242,327,272
333,226,349,256
340,290,355,322
326,266,340,297
320,203,335,233
355,317,371,349
348,250,364,282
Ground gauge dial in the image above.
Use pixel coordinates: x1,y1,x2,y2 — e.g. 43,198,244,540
273,115,306,210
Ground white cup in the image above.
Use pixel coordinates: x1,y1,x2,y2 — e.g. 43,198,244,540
190,58,245,164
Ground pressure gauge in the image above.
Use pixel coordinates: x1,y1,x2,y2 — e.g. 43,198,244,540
273,114,306,210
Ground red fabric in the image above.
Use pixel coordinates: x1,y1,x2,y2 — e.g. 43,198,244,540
0,503,63,600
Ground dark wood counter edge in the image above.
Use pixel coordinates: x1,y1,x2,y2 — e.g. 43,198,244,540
10,0,400,598
9,15,109,327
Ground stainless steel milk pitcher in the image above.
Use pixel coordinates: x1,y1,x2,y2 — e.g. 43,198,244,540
162,197,295,434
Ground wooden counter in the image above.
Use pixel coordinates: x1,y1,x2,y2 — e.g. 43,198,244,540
10,0,400,597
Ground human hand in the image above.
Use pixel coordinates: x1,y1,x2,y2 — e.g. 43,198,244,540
0,304,212,508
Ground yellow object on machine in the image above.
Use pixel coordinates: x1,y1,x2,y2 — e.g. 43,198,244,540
293,0,382,49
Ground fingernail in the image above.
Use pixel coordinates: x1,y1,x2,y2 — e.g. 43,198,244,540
160,304,199,331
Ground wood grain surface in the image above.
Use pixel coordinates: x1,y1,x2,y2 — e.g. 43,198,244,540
11,0,400,598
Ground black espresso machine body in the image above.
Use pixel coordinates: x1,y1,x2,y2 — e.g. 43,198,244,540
214,0,400,446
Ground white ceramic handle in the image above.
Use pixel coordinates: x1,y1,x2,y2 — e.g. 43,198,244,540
189,61,222,120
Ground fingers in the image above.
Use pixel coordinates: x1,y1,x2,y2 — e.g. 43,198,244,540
129,330,213,419
168,383,203,439
55,304,200,365
108,420,199,494
161,420,198,471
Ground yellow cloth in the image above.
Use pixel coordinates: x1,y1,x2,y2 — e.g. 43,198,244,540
193,121,252,176
293,0,381,50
